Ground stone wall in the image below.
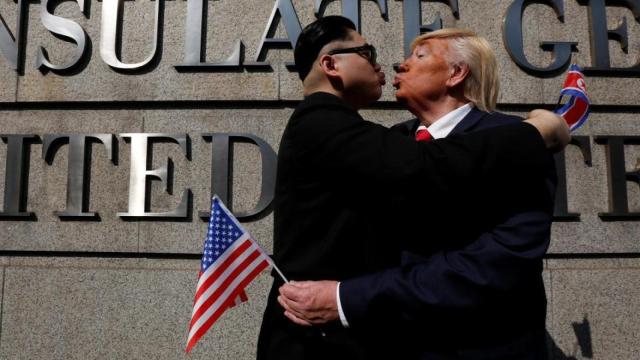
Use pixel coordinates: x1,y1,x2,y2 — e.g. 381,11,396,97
0,0,639,359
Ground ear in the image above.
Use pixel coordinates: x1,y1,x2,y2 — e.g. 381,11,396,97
318,54,341,81
447,63,470,88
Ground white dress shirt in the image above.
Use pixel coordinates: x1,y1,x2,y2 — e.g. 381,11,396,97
414,102,474,139
336,102,474,328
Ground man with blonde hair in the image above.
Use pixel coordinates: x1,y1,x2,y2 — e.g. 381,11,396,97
279,28,555,359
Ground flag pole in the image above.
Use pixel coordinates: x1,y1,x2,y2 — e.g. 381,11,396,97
212,194,289,283
248,238,289,283
270,260,289,284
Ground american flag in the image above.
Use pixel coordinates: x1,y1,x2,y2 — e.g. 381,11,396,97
555,64,590,132
185,196,273,353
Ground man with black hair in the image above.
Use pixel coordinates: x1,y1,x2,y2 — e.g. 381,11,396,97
257,16,567,360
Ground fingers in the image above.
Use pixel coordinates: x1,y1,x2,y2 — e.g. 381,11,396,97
277,295,313,326
277,294,306,319
279,283,305,303
283,311,313,326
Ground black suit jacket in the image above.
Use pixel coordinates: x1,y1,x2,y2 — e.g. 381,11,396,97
257,94,552,360
339,108,557,359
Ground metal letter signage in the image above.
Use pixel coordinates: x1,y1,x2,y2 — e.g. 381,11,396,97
100,0,162,70
503,0,578,77
117,134,191,219
245,0,302,69
0,135,39,219
314,0,389,33
202,133,276,221
553,136,592,221
42,134,115,219
1,132,640,223
596,136,640,220
399,0,458,57
577,0,640,76
176,0,243,70
0,0,28,73
36,0,89,72
0,0,639,76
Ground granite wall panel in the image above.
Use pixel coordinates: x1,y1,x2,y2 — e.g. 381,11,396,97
0,67,16,102
2,108,640,254
0,257,271,360
546,259,640,359
550,112,640,253
1,258,638,360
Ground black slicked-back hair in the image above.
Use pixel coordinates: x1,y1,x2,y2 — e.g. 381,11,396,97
294,16,357,81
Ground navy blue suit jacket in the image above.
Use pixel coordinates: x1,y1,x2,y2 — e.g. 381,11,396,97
339,108,557,359
257,94,554,360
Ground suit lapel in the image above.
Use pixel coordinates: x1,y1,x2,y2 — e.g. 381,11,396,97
395,118,420,137
448,107,487,136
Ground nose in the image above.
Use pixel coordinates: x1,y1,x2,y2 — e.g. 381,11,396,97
374,62,382,72
393,61,407,73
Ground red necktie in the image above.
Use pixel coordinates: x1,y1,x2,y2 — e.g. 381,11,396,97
415,127,432,142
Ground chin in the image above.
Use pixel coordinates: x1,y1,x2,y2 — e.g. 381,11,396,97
368,87,382,101
395,94,407,104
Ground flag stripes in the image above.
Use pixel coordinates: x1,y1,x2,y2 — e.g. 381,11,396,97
186,247,268,352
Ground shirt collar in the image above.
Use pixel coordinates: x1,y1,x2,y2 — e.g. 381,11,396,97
415,103,474,139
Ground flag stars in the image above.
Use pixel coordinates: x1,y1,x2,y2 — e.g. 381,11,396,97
200,202,251,274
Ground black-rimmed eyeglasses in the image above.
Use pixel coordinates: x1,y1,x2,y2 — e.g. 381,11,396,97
327,44,377,65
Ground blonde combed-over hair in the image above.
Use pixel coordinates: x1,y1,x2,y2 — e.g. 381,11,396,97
411,29,499,112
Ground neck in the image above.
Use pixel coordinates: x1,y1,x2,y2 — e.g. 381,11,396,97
412,95,469,126
303,82,361,110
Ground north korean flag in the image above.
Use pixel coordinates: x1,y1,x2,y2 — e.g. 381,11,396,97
555,64,590,132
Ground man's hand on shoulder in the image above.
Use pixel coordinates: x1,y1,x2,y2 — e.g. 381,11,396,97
278,280,339,326
524,109,570,152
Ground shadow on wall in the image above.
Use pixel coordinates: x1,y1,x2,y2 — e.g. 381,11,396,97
547,315,593,359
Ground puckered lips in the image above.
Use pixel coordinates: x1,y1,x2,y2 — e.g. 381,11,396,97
378,71,386,86
392,75,401,89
